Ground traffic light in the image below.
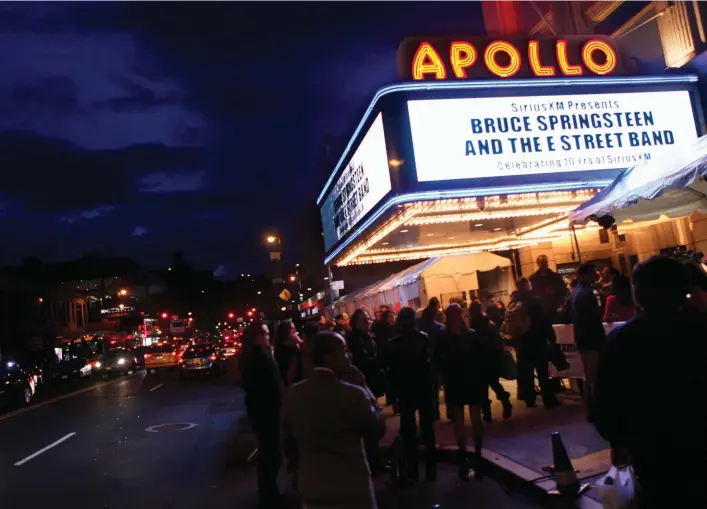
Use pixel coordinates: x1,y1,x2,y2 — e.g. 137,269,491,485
228,312,235,319
247,311,253,317
161,312,168,319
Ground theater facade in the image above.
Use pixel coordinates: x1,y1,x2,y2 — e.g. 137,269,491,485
318,35,704,279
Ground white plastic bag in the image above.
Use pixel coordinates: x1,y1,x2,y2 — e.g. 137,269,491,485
596,465,637,509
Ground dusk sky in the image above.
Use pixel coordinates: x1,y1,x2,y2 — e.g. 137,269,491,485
0,2,487,277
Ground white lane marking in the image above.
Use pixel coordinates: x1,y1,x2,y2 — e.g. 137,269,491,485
149,384,164,392
14,432,77,466
0,379,120,422
247,448,258,462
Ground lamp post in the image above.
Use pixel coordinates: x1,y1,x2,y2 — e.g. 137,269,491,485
265,233,285,319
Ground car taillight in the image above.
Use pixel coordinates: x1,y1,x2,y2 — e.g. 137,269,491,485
144,353,151,358
171,351,177,356
210,355,217,361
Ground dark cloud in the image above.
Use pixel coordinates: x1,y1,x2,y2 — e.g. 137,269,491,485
91,76,187,113
11,75,79,114
138,170,205,193
0,131,205,210
61,206,115,224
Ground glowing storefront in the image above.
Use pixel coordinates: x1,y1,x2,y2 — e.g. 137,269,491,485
318,36,704,298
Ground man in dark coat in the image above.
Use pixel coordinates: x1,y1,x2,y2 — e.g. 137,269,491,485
239,322,285,508
511,278,561,408
380,308,436,482
568,263,606,421
594,256,706,509
529,254,568,323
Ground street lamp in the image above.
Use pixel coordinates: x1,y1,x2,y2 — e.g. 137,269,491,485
266,235,277,244
119,288,127,296
289,275,296,282
281,306,286,311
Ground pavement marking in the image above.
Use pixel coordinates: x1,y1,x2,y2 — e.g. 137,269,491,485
14,432,77,466
247,448,259,462
145,422,198,433
149,384,164,392
0,379,120,422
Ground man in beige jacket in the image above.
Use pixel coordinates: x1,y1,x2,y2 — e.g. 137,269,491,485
281,332,386,509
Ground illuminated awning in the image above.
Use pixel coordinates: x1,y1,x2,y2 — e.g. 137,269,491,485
334,252,513,308
335,189,599,266
569,134,707,225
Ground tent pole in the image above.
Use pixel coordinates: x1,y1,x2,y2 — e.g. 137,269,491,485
571,223,583,263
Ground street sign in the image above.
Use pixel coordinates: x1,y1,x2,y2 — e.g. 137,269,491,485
331,280,345,291
279,288,292,301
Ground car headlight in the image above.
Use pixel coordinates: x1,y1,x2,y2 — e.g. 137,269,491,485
117,358,126,365
95,361,101,368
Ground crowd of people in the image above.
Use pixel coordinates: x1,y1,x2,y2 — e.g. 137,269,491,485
238,253,707,509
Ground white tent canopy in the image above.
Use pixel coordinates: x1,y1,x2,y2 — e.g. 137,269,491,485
569,134,707,225
334,252,513,315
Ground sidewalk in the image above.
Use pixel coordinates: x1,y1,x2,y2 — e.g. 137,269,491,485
379,380,611,506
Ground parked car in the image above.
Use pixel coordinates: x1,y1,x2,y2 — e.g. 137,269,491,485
0,359,37,408
179,345,227,378
144,344,179,374
52,357,92,382
94,350,137,379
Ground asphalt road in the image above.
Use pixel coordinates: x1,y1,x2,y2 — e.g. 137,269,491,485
0,359,539,509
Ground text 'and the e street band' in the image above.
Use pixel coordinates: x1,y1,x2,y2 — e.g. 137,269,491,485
407,90,698,183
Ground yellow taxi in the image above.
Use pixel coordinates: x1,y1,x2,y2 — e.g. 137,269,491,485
144,344,179,374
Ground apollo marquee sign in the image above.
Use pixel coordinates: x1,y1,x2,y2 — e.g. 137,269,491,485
396,36,622,81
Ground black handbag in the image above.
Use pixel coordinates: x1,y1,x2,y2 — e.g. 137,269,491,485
547,343,570,371
500,349,518,380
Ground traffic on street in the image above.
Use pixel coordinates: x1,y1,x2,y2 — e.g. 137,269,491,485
0,349,540,509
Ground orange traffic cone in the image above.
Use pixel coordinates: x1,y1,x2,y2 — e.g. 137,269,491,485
548,432,589,499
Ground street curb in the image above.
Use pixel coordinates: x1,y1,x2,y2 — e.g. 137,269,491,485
381,444,602,509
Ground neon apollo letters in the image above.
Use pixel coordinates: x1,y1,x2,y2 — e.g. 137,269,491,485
411,39,617,80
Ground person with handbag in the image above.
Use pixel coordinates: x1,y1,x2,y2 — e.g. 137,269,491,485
506,278,561,409
469,302,512,421
594,256,706,509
